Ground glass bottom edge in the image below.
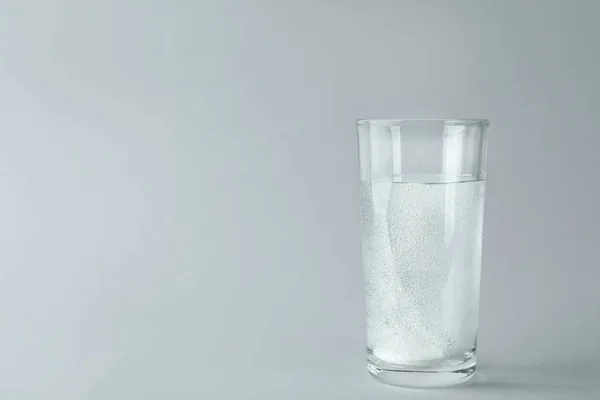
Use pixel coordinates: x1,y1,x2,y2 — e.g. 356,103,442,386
367,357,476,388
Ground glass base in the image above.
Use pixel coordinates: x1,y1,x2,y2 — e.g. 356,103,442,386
367,355,476,388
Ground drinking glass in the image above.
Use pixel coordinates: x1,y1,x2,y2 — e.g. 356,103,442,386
357,118,489,388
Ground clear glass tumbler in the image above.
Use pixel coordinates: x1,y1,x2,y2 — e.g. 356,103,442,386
357,119,490,388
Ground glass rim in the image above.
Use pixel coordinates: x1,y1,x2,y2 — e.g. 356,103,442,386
356,118,490,128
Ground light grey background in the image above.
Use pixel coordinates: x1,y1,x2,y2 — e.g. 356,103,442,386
1,0,599,399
